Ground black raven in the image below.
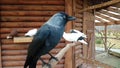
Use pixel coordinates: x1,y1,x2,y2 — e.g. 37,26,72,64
24,12,76,68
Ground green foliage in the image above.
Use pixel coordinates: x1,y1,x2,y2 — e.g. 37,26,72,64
95,39,103,44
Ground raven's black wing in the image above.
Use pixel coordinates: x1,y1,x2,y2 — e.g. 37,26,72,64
27,25,50,56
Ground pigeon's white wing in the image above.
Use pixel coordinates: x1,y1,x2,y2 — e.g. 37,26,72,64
63,32,79,42
25,29,37,36
70,29,87,37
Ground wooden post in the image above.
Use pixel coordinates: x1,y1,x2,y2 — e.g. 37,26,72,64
104,24,107,51
65,0,74,68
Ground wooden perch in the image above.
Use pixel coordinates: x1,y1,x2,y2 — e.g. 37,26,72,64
7,29,18,39
42,42,81,68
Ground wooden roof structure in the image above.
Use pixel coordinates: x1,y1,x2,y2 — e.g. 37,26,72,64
95,3,120,26
89,0,120,26
75,0,120,26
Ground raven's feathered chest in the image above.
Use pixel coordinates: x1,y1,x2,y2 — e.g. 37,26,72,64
32,24,64,55
44,24,64,47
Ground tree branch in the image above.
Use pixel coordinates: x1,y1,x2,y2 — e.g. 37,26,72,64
42,42,81,68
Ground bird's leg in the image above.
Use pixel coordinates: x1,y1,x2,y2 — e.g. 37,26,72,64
48,53,58,61
40,58,51,68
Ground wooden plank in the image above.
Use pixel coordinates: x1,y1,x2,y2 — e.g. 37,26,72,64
1,11,58,16
114,21,120,24
113,2,120,8
74,23,82,28
1,44,28,50
0,33,25,39
1,16,50,22
2,56,65,64
1,38,65,44
14,37,33,43
83,0,95,64
95,16,108,23
1,22,43,28
95,23,106,26
83,11,89,60
1,43,65,50
100,9,120,19
2,50,27,56
75,14,83,18
1,39,15,44
107,6,120,14
2,60,64,67
13,37,65,43
75,18,83,23
104,25,108,52
95,12,115,22
0,42,2,68
76,0,83,5
95,21,120,26
1,5,65,11
65,0,74,68
2,64,64,68
76,4,83,9
0,28,37,33
0,0,65,5
78,0,120,13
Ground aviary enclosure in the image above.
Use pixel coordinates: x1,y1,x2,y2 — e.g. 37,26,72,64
0,0,120,68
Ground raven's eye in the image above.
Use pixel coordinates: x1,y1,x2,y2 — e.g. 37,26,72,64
63,15,66,19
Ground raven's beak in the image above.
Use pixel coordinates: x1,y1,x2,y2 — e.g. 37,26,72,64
67,16,76,21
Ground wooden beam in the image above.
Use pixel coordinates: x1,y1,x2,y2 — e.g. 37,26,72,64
14,37,33,43
95,21,120,26
1,11,58,16
1,22,43,28
0,42,2,68
65,0,74,68
78,0,120,13
113,2,120,8
99,9,120,19
95,12,115,22
104,25,108,52
1,16,50,22
0,0,65,5
95,16,107,23
107,6,120,14
114,21,120,24
95,23,106,26
1,5,65,11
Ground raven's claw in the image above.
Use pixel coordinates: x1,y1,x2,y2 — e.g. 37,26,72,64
48,53,58,61
42,63,51,68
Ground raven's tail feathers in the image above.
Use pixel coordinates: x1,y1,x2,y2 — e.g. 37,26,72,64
24,56,30,68
29,58,38,68
24,56,39,68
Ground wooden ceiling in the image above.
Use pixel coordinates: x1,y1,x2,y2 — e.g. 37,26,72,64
95,3,120,26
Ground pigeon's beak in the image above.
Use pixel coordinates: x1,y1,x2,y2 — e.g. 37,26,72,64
78,40,88,45
67,16,76,21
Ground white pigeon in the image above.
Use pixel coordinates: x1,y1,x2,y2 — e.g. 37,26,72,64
70,29,87,38
25,29,37,37
63,29,87,45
